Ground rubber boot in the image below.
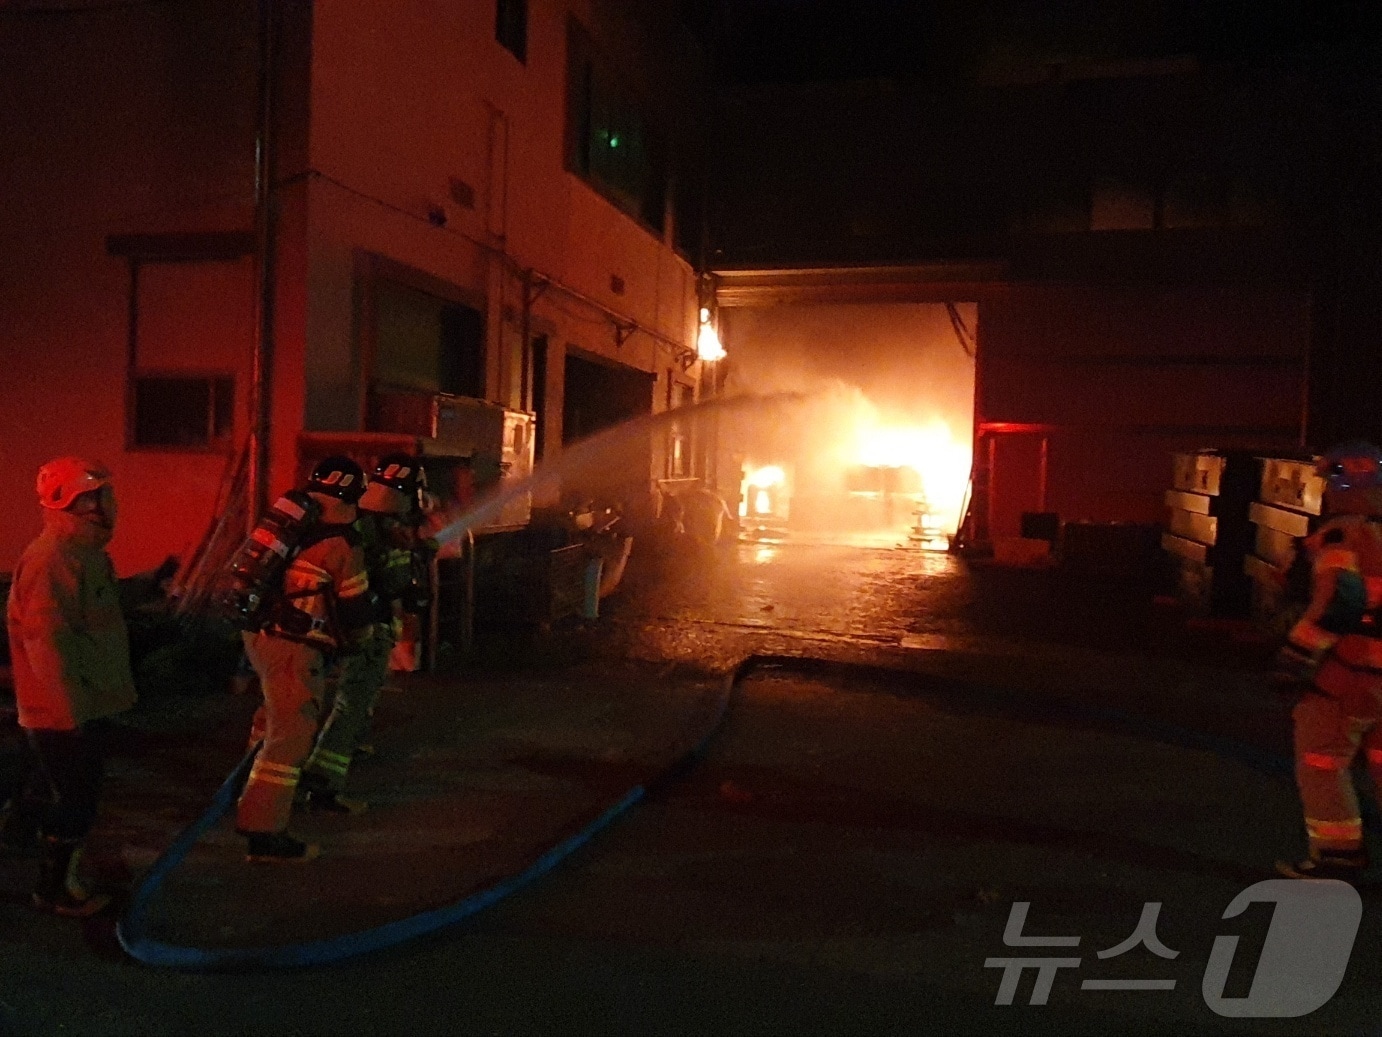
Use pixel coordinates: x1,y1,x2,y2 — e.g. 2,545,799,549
296,773,367,815
237,828,321,863
32,838,110,917
1,796,42,856
1276,849,1367,883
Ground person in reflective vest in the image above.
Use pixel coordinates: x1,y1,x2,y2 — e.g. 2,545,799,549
5,458,136,915
1276,441,1382,882
299,454,433,813
236,456,374,862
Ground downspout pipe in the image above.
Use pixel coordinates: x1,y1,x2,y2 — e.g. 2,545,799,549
248,0,279,526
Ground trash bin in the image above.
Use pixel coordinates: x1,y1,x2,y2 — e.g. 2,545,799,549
1020,512,1061,543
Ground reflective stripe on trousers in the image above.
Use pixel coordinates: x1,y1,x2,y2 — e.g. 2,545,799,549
237,631,326,834
304,624,394,791
1293,691,1382,854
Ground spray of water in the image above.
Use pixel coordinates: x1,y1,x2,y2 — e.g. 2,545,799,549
430,391,808,547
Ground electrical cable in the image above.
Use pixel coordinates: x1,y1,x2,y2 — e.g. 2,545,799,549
944,300,975,358
307,169,698,364
118,650,1297,971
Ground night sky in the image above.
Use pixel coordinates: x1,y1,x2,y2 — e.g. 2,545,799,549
693,0,1382,85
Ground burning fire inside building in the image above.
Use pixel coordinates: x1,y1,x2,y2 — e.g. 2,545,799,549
737,408,971,549
721,302,976,550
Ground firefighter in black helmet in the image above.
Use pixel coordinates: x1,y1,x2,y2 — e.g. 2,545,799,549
236,456,374,861
299,454,433,813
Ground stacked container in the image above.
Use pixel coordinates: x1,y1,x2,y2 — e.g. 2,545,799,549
1243,455,1324,633
1162,451,1261,614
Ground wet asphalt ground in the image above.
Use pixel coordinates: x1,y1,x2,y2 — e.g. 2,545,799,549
4,537,1380,1035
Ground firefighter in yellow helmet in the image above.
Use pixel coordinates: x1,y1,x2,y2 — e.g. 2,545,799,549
1276,441,1382,882
235,456,374,862
299,454,434,813
6,458,136,915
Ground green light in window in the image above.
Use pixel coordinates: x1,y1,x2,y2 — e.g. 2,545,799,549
608,135,620,148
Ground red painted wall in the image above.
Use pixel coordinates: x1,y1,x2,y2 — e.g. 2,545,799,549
0,1,258,575
977,283,1309,534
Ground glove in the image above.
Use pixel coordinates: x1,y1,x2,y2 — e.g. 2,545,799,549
1272,641,1325,686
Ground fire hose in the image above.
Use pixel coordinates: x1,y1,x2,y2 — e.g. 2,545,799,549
117,653,1299,970
115,662,742,969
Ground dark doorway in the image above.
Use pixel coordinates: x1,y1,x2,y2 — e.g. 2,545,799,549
374,278,484,399
439,304,484,398
532,336,548,460
562,352,654,443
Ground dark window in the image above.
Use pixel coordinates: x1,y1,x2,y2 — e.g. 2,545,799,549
566,19,667,233
496,0,527,63
667,382,693,478
373,279,485,399
562,352,653,444
439,304,485,398
131,374,233,449
531,336,548,460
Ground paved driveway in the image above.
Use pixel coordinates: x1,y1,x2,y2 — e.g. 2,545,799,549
5,541,1375,1035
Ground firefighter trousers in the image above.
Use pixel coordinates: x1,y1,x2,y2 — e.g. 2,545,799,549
237,631,326,834
1293,688,1382,859
304,623,394,792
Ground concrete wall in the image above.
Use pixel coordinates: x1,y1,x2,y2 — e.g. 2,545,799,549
305,0,705,448
0,0,708,573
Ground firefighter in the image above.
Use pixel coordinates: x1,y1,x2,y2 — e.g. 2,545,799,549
299,454,432,814
236,456,374,862
1275,440,1382,882
6,458,137,915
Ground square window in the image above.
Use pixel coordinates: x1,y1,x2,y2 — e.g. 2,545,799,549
131,375,233,449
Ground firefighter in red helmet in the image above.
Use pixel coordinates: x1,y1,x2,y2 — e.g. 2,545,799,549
5,458,136,915
1276,440,1382,881
234,456,375,862
299,454,433,813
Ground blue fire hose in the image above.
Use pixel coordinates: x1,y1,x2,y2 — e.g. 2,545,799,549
116,666,740,970
117,653,1296,970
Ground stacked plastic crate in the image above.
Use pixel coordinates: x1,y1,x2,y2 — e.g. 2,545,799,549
1243,455,1324,633
1162,451,1260,614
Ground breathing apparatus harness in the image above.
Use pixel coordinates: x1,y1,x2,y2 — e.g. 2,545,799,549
1275,443,1382,685
214,490,322,633
214,492,370,648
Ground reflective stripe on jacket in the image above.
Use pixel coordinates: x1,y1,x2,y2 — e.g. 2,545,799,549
1294,516,1382,706
357,512,420,603
267,526,369,650
1288,519,1380,654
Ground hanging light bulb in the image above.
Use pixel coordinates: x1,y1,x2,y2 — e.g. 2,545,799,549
697,313,725,362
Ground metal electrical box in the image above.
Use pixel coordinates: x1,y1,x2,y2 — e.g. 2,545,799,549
367,388,536,532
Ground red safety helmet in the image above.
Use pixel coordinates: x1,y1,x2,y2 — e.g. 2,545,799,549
36,457,112,511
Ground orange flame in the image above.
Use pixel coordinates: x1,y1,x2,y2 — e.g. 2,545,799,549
853,419,971,534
